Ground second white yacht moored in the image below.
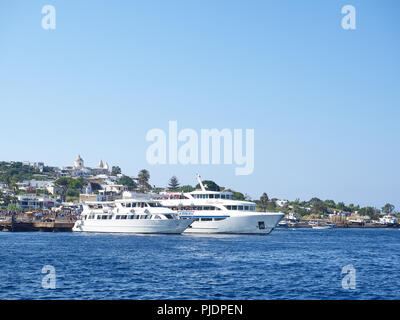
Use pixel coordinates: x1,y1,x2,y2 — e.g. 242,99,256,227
73,197,194,234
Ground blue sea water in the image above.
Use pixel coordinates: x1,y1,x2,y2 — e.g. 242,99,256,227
0,229,399,300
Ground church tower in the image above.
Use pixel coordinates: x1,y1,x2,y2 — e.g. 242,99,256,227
74,155,84,169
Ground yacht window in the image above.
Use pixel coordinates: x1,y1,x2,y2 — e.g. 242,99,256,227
201,218,212,221
128,215,134,219
209,194,214,198
102,215,108,219
135,215,140,219
232,206,237,210
214,218,226,221
215,194,220,199
238,206,244,211
131,203,136,207
221,195,226,199
126,203,131,208
227,206,232,210
250,206,255,211
164,214,173,219
154,215,161,219
121,215,127,219
97,215,101,219
121,203,126,207
148,202,159,207
116,215,121,219
244,206,249,211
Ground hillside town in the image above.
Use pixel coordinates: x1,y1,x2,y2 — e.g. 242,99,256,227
0,156,399,230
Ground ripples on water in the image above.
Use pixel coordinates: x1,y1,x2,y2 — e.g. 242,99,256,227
0,229,399,299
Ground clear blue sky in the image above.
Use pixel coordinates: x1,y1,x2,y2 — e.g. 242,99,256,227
0,1,399,209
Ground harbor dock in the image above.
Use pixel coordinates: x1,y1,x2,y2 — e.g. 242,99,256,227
0,213,75,232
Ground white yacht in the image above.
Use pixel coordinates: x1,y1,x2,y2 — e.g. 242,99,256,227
378,215,399,226
72,197,194,234
156,175,284,235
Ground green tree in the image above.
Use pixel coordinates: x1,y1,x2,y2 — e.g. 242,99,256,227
336,202,348,211
324,199,336,208
168,176,180,191
224,189,245,201
111,166,122,175
7,203,21,211
195,180,220,191
138,169,151,192
55,177,70,201
258,193,269,210
0,191,17,207
179,185,195,193
119,176,137,189
311,199,328,214
382,203,395,214
358,206,376,216
55,177,84,202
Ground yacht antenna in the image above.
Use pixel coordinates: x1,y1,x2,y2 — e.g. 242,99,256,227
196,174,206,191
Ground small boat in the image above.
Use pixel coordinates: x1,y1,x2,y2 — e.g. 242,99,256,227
325,223,336,228
310,220,333,229
312,225,331,229
277,221,289,227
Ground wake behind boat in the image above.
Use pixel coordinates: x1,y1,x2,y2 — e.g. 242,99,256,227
73,196,193,234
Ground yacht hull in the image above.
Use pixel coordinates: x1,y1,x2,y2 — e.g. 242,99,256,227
72,219,193,234
183,213,284,234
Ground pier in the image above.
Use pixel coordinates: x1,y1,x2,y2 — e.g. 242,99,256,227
0,212,75,232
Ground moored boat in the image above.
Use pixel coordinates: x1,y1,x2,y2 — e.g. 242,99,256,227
154,175,284,235
72,197,193,234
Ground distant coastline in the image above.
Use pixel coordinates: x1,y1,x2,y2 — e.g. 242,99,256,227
1,159,399,230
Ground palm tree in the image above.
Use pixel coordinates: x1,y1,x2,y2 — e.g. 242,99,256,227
259,193,269,210
138,169,151,192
